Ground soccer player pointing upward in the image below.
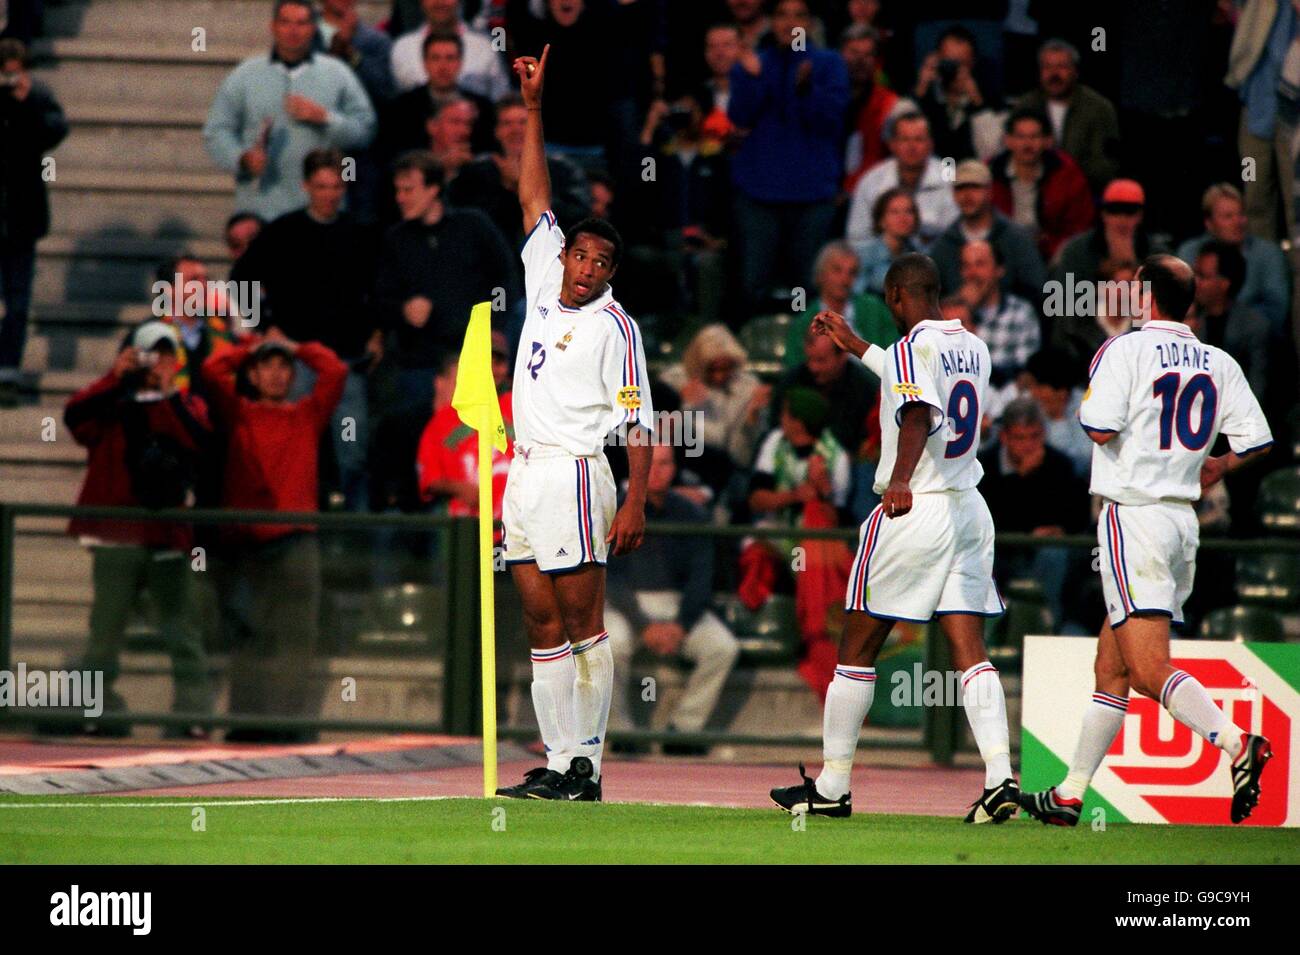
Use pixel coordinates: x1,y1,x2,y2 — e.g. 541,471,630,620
495,46,655,802
771,253,1018,822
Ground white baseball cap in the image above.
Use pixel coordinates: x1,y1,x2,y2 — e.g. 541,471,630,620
132,321,181,352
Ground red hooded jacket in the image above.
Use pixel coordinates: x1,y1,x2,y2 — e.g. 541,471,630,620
64,372,211,550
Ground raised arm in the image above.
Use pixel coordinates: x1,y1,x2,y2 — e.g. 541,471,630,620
812,309,886,377
514,44,552,233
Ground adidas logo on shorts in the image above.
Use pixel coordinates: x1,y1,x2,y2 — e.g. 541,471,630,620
556,547,568,557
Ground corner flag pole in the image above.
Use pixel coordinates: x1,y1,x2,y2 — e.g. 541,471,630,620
478,403,498,797
450,301,506,798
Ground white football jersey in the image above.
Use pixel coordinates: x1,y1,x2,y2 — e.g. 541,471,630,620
875,318,989,495
511,209,655,456
1080,319,1273,505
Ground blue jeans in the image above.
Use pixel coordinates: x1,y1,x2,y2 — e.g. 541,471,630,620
731,193,837,315
0,241,36,376
1001,545,1072,632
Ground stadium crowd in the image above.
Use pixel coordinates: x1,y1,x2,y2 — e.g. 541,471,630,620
5,0,1300,733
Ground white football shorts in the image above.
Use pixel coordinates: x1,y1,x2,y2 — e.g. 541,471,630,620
845,487,1004,622
502,445,616,573
1098,500,1197,628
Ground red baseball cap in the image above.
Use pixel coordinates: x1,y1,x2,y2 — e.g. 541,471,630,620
1102,179,1145,206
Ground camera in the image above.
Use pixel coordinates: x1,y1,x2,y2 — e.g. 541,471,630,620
937,58,962,88
664,103,696,133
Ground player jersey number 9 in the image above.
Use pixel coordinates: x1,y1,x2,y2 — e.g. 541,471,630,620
1152,372,1217,451
944,379,979,459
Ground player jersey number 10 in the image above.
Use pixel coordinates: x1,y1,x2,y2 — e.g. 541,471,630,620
1153,372,1217,451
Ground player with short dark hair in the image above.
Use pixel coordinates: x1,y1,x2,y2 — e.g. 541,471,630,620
1020,253,1275,826
771,253,1018,822
494,46,654,802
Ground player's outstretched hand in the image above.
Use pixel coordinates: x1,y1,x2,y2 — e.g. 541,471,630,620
882,479,912,519
606,501,645,556
514,44,550,107
811,309,867,359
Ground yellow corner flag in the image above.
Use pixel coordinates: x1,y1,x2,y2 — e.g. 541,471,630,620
451,302,507,796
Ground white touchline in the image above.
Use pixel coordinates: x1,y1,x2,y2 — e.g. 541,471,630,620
0,796,455,809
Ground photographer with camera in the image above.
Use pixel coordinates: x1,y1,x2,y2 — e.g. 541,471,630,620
913,25,989,163
63,322,216,736
0,37,68,406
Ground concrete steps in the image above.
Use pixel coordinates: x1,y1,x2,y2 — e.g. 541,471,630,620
0,470,84,506
35,41,253,113
0,439,86,466
18,333,121,375
0,405,72,443
42,0,392,47
48,167,236,250
57,109,213,174
34,233,230,307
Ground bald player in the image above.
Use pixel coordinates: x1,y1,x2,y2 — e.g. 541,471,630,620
1021,254,1275,827
770,253,1018,823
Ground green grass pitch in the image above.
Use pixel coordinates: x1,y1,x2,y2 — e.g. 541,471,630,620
2,796,1299,864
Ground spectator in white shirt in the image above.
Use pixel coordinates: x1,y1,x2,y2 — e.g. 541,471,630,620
845,110,959,246
390,0,510,100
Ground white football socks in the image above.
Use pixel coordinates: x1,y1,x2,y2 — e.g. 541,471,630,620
961,662,1013,788
815,666,876,800
571,631,612,780
1058,690,1127,801
530,642,579,772
1162,669,1243,758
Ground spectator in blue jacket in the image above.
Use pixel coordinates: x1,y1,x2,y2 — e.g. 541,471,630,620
727,0,849,315
317,0,393,223
318,0,394,106
203,0,377,221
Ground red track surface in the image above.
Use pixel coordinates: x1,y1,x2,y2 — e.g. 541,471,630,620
125,761,986,815
0,739,987,815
